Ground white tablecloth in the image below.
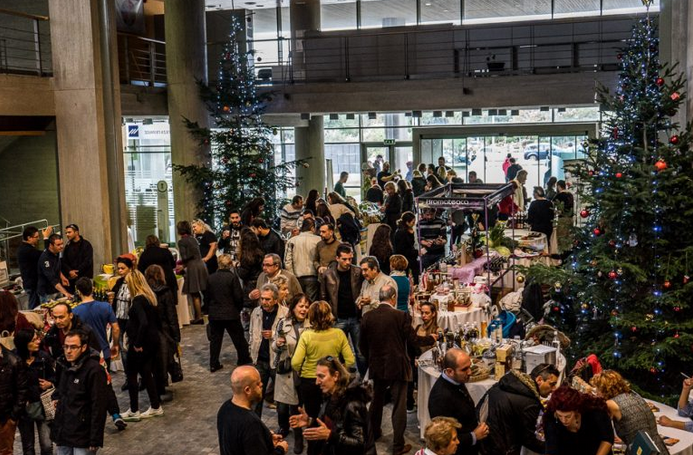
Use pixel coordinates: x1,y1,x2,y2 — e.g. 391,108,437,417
413,307,490,332
176,276,192,327
648,400,693,455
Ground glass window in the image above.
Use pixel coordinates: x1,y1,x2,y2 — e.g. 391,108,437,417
322,0,358,30
361,112,414,127
325,128,360,143
252,7,278,37
553,0,600,17
360,0,417,29
603,0,659,14
420,0,461,25
280,5,292,37
464,0,551,23
325,143,362,200
554,107,600,122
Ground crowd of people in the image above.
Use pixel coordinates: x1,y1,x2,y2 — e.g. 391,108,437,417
0,156,681,455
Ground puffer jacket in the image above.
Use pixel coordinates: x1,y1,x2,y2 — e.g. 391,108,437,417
315,378,376,455
478,369,544,455
52,349,108,448
0,345,28,422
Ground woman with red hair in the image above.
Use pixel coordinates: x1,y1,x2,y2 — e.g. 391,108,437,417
543,386,614,455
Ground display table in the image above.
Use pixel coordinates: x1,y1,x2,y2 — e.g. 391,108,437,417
448,254,499,283
412,305,489,332
417,347,565,448
647,400,693,455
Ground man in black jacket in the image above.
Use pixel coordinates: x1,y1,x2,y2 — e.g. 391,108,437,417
360,285,436,455
61,224,94,293
479,363,560,455
207,254,252,372
0,343,28,454
37,233,72,303
16,225,52,309
52,329,108,454
428,348,489,455
251,218,286,263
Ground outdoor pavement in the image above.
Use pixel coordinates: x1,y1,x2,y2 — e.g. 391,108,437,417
15,323,424,454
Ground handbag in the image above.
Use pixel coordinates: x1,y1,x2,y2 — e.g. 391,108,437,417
0,330,15,350
26,401,45,421
274,320,300,375
169,349,184,383
40,387,56,421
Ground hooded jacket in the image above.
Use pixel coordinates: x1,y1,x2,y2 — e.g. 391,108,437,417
478,369,544,455
316,378,376,455
52,349,108,448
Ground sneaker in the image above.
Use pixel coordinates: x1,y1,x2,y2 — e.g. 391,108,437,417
140,406,164,418
121,409,141,422
114,417,127,431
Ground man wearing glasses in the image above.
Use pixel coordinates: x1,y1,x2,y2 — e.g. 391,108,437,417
479,363,560,455
249,254,302,304
52,330,108,455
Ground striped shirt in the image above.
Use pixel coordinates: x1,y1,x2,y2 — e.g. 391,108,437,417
418,217,447,255
280,203,302,233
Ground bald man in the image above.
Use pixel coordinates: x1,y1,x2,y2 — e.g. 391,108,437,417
217,366,289,455
428,348,489,455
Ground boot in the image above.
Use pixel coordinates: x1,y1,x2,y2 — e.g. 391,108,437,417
293,428,304,454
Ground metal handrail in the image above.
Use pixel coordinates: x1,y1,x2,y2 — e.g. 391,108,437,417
0,8,48,22
0,9,51,76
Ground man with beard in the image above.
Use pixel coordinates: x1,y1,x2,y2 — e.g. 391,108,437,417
217,365,289,455
218,210,243,265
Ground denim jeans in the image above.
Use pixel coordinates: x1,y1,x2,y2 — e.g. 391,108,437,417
56,447,97,455
334,317,366,376
254,359,275,418
18,416,53,455
26,289,40,310
39,292,61,304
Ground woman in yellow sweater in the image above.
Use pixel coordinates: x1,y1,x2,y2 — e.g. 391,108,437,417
292,300,355,421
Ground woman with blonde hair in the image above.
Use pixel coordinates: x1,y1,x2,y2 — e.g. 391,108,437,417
121,270,164,421
416,416,462,455
590,370,669,454
291,301,355,421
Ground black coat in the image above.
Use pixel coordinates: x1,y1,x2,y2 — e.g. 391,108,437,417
43,315,101,364
17,242,43,291
428,376,479,455
138,246,179,293
359,304,434,382
61,237,94,285
259,230,286,263
126,296,161,355
52,350,108,448
152,284,181,343
383,193,402,231
22,350,56,403
0,346,28,422
478,370,544,455
207,269,244,321
315,380,376,455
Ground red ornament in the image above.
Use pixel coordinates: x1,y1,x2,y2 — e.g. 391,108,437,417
612,127,619,138
617,53,623,60
552,306,560,312
250,173,256,178
655,159,668,171
609,240,616,247
588,170,595,177
684,275,690,284
664,280,672,289
615,172,623,178
656,77,665,86
674,306,681,312
580,210,590,219
608,270,618,280
611,310,619,316
675,332,680,338
670,135,679,145
593,228,602,236
222,105,230,112
650,367,657,374
631,326,637,332
258,158,264,163
671,92,681,101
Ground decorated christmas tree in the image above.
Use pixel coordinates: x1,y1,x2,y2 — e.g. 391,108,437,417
526,13,693,399
174,15,308,227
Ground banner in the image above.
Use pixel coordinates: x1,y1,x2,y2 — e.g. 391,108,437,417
116,0,145,35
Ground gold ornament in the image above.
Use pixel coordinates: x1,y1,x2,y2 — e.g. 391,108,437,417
617,268,624,276
516,274,525,283
645,313,655,322
554,282,562,290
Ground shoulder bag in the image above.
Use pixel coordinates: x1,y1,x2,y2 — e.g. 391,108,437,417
275,321,300,375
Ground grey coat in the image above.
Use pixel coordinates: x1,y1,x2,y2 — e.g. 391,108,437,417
178,235,208,294
272,317,310,405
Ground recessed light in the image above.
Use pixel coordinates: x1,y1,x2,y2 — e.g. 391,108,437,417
424,2,431,5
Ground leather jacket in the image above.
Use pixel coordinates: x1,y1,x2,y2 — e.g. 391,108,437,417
319,262,363,319
0,345,28,422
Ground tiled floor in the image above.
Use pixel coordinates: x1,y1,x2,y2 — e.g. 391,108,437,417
15,323,424,454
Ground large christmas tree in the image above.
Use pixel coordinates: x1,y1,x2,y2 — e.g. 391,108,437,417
526,14,693,400
174,15,308,227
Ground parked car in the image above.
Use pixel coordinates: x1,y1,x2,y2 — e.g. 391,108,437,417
524,143,570,160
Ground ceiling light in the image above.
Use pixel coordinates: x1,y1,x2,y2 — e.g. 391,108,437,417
424,2,431,5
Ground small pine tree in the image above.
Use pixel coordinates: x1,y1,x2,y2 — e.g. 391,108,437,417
525,15,693,401
174,15,308,227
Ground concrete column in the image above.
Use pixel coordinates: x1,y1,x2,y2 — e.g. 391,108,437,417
290,0,321,80
659,0,693,125
295,116,325,195
48,0,127,267
164,0,210,224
